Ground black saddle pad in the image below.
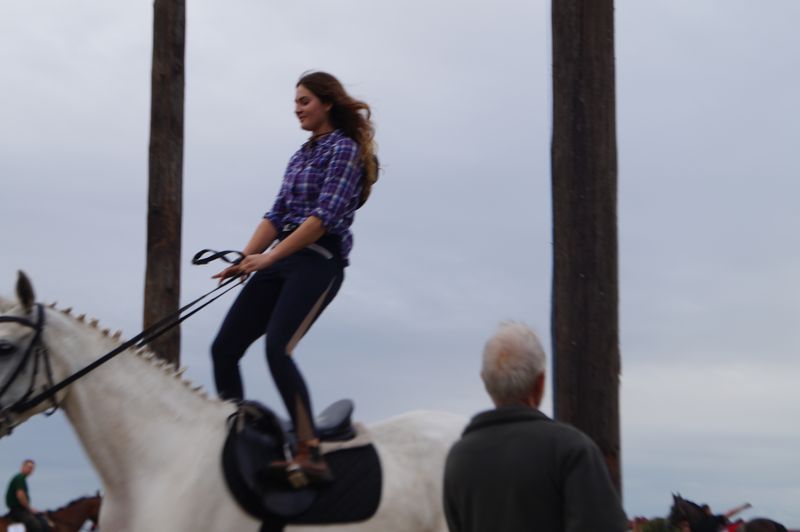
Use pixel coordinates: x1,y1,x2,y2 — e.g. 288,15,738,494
222,401,382,529
289,444,381,525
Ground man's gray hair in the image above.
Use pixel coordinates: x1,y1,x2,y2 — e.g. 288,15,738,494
481,321,546,405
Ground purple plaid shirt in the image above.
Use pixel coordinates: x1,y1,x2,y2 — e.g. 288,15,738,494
265,129,364,259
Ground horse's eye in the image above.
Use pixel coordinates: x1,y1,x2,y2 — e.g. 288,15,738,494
0,341,17,357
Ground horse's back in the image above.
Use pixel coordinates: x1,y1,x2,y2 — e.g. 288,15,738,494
369,410,465,474
370,410,466,451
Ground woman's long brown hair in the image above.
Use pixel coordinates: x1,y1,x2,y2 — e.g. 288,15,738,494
298,71,378,206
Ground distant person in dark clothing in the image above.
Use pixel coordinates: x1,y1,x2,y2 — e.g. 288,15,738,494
5,459,49,532
443,321,628,532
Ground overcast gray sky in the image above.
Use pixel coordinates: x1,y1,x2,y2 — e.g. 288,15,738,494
2,0,799,526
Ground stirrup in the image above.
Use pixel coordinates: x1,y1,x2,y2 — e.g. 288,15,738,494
270,443,334,488
269,459,334,489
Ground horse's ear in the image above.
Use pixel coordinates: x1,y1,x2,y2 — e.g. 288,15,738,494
16,271,36,312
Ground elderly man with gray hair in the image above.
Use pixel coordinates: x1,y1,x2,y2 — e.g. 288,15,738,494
443,321,627,532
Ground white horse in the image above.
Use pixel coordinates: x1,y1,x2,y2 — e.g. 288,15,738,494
0,273,466,532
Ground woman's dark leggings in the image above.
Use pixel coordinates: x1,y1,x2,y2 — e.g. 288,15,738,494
211,246,344,441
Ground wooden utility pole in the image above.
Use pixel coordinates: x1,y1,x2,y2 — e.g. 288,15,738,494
551,0,621,493
144,0,185,365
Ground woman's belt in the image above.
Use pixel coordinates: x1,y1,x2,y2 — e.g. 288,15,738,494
277,223,343,261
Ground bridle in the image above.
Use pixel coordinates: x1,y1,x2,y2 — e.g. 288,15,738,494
0,303,60,419
0,249,243,435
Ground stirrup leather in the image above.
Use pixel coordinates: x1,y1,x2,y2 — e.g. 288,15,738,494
272,442,333,488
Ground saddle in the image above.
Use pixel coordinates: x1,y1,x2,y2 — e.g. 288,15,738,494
222,399,382,531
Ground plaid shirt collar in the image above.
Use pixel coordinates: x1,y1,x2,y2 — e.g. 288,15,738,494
302,129,343,152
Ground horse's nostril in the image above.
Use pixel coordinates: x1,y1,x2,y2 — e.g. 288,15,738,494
0,340,18,357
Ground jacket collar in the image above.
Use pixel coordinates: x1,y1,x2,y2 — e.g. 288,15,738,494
463,406,551,436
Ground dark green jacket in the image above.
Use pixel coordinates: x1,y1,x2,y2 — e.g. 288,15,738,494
5,473,28,512
443,406,627,532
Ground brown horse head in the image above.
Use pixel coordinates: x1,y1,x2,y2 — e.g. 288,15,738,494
45,494,101,532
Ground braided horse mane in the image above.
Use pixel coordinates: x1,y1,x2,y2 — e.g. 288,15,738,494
43,301,223,404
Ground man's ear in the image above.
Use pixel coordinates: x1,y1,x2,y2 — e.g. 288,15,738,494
531,372,546,407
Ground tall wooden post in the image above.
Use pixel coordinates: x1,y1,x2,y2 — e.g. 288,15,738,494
551,0,621,492
144,0,185,365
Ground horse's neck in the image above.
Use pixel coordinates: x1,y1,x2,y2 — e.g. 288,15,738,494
47,311,234,491
49,502,88,532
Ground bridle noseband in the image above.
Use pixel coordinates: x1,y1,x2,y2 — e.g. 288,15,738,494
0,303,60,427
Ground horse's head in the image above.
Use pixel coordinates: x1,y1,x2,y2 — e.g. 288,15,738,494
668,493,706,528
86,493,102,529
0,271,65,437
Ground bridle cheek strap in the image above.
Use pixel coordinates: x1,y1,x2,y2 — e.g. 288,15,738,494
0,304,59,417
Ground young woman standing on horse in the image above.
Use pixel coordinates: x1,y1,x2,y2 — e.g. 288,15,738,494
211,71,378,484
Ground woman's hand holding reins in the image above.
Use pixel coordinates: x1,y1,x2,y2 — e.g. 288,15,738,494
212,264,248,284
212,253,276,284
238,253,275,274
